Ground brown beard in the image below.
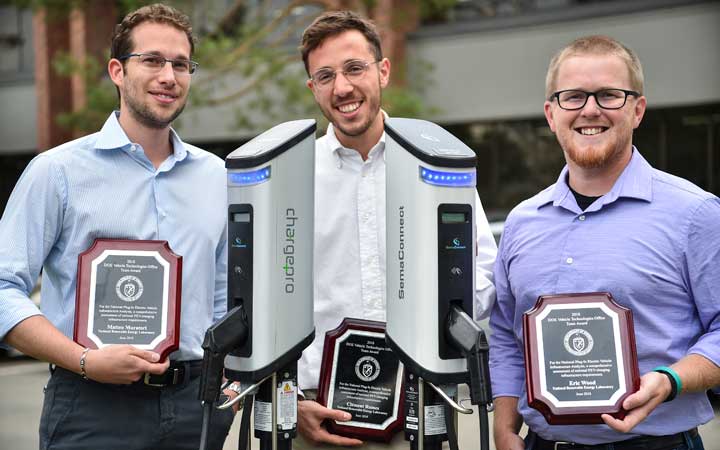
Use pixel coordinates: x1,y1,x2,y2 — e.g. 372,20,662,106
566,145,615,169
124,93,186,129
564,130,632,170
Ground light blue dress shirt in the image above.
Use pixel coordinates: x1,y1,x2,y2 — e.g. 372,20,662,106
0,112,228,360
490,149,720,444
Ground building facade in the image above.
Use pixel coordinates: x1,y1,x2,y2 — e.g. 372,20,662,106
1,0,718,216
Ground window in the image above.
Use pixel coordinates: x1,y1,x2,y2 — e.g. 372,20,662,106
0,6,34,83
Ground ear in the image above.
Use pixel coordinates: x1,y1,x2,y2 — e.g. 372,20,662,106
632,95,647,129
108,58,124,88
306,78,321,103
544,100,557,133
378,58,390,89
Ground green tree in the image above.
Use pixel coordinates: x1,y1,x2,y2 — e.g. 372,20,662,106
21,0,451,136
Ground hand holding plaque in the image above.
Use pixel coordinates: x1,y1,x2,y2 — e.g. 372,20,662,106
523,292,640,424
316,318,404,442
73,239,182,361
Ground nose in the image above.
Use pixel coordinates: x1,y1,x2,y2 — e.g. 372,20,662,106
332,71,354,97
157,61,177,85
580,94,601,116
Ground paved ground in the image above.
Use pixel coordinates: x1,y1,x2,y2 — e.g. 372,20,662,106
2,358,718,450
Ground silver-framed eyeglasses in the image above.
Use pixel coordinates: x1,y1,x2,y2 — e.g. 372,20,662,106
118,53,199,75
550,88,640,110
310,60,380,89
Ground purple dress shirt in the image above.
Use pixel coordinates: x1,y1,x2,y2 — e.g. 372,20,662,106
490,149,720,444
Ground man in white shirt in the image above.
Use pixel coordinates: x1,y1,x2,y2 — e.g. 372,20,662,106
295,10,497,448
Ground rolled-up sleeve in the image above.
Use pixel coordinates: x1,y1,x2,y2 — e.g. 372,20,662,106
0,155,65,340
684,197,720,366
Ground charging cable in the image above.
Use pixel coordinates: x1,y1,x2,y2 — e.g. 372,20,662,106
446,305,493,450
198,306,249,450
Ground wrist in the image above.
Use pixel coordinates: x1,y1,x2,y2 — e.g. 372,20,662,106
79,347,90,380
222,382,244,408
653,366,682,402
225,382,242,396
494,427,521,449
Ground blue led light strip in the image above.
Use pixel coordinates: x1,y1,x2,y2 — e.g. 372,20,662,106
419,166,476,187
228,166,272,186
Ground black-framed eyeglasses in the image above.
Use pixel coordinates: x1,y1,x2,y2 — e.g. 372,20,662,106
550,89,641,110
118,53,199,75
310,60,380,89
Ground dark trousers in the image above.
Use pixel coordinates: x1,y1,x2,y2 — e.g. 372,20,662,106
524,429,705,450
39,367,234,450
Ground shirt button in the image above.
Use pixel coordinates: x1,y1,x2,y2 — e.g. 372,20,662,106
579,215,586,221
130,144,137,152
566,257,574,264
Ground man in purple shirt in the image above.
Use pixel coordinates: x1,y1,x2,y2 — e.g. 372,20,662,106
490,35,720,450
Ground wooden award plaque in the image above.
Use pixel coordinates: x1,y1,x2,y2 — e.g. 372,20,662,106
317,318,405,442
523,292,640,425
73,239,182,361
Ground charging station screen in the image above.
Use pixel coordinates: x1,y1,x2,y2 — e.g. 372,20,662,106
441,212,468,224
232,212,251,223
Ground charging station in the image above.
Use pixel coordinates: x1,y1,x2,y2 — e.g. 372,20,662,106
385,118,492,450
198,119,316,450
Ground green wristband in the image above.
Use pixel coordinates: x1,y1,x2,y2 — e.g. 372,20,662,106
653,366,682,402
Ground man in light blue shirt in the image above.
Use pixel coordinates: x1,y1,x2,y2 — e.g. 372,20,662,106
490,36,720,450
0,4,234,449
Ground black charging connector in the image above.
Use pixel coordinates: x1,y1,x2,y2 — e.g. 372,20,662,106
199,305,249,404
446,304,492,405
198,305,249,450
445,304,493,450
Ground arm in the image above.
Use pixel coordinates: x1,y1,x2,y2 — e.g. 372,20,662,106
493,396,525,450
603,197,720,432
6,315,168,383
473,192,497,320
0,155,167,383
297,400,363,446
489,222,527,446
602,354,720,432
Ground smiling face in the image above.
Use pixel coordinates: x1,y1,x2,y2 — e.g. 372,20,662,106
544,53,646,170
109,21,191,130
306,30,390,148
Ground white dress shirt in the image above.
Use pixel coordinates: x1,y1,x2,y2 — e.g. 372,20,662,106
298,122,497,390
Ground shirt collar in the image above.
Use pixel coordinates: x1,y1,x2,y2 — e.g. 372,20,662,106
94,111,197,162
539,147,654,211
327,110,388,165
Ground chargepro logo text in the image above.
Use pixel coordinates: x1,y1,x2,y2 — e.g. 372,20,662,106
283,208,298,294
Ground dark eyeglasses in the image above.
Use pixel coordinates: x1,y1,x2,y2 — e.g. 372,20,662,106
550,89,641,110
118,53,199,75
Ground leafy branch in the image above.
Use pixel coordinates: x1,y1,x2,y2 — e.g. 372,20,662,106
16,0,450,135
